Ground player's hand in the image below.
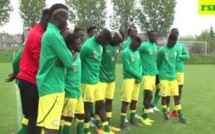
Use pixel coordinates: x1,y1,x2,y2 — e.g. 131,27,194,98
5,73,17,82
56,59,63,67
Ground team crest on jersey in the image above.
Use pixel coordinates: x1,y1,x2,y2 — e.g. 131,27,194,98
131,56,135,61
87,96,92,101
73,66,77,71
165,54,169,59
111,56,115,61
123,96,128,101
149,50,153,55
68,110,74,115
52,119,59,126
93,53,98,59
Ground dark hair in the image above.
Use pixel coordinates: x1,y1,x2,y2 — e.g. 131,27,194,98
65,33,80,48
147,30,156,36
119,30,125,40
87,26,97,34
133,36,142,44
100,29,112,42
49,3,68,18
127,26,136,35
40,8,50,21
73,27,83,34
171,28,178,32
168,34,178,41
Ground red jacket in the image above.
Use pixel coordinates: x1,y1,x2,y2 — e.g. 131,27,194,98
17,23,44,85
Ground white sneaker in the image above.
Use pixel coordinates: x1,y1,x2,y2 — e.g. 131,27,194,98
153,106,160,112
134,114,142,120
149,108,154,113
125,117,128,123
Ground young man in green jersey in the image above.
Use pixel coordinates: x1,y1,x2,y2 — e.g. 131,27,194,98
168,28,190,117
36,4,74,134
157,34,189,124
139,30,157,126
74,27,85,43
59,33,84,134
120,36,142,130
98,31,125,133
123,26,138,49
80,29,114,134
87,26,98,38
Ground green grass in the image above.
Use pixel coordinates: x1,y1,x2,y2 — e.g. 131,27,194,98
0,63,215,134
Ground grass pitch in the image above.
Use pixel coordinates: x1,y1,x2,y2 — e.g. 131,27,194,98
0,63,214,134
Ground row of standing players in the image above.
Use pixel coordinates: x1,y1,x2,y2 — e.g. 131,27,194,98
6,3,189,134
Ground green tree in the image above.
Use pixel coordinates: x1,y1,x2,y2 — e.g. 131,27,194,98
0,0,13,26
66,0,106,30
139,0,176,38
19,0,45,27
110,0,138,35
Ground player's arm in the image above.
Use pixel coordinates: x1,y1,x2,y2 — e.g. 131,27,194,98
138,42,146,53
6,42,25,82
157,48,164,70
50,35,73,68
178,44,190,60
122,51,141,80
80,45,91,61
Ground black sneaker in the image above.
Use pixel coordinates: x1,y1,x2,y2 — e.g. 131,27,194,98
164,116,171,123
179,118,190,124
120,123,131,130
130,120,143,127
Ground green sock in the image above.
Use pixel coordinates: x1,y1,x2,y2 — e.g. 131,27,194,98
90,105,94,117
76,119,84,134
120,113,126,125
106,112,112,125
130,110,136,122
95,114,101,127
107,117,111,125
102,122,110,132
152,88,161,107
162,105,167,118
142,108,149,119
16,128,23,134
83,123,89,133
21,117,28,134
63,121,72,134
176,105,183,119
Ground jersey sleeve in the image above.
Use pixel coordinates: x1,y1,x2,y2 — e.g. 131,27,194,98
12,42,25,73
157,48,164,71
122,51,141,80
31,36,42,66
50,35,73,68
138,42,146,52
178,44,190,61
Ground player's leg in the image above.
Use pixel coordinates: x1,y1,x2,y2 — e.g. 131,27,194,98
141,76,155,125
150,75,161,112
120,79,134,130
75,97,85,134
159,80,170,122
61,98,78,134
18,79,29,134
18,79,41,134
37,93,65,134
171,80,189,124
95,83,113,133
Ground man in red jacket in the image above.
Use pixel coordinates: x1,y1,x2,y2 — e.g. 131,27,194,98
17,9,50,134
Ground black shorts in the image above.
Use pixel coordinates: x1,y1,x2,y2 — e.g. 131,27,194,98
18,78,39,118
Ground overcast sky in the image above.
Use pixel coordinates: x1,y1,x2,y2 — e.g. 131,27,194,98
1,0,215,36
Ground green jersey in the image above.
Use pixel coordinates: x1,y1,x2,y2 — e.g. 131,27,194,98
80,36,103,84
36,23,73,96
122,47,142,83
100,44,120,83
139,41,157,76
123,38,132,49
157,45,179,80
12,41,25,73
65,53,81,98
175,42,190,72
